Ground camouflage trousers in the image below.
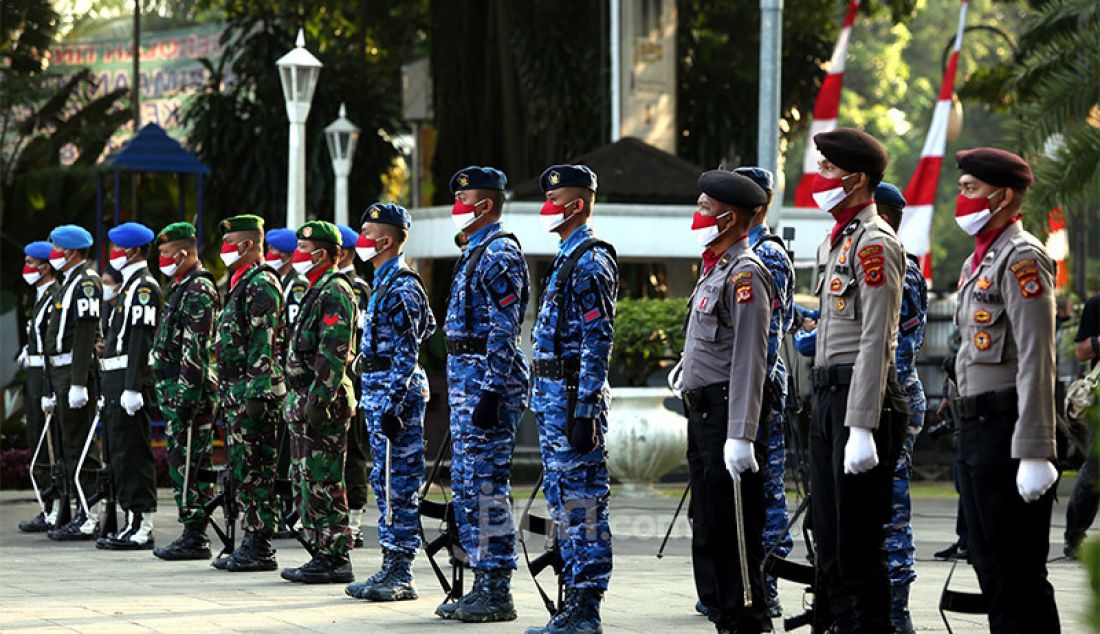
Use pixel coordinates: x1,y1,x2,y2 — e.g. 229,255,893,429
885,432,920,587
365,395,425,556
160,396,215,526
762,405,794,594
289,414,352,557
224,402,278,535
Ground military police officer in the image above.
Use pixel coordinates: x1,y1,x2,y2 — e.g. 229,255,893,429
951,147,1059,631
525,165,618,634
213,214,285,572
442,165,531,623
277,220,358,584
809,128,906,632
18,241,60,532
96,222,161,550
682,170,774,634
344,203,436,602
337,223,372,547
151,222,221,560
733,166,796,618
44,225,103,541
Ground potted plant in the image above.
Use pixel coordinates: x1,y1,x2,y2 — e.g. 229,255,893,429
606,297,689,495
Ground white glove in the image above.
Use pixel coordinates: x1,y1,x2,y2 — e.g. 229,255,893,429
17,346,28,369
1016,459,1058,502
120,390,144,416
667,359,684,399
843,427,879,475
41,394,57,415
68,385,89,410
724,438,759,480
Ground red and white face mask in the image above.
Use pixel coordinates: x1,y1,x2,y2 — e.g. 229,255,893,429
356,234,377,261
691,211,730,246
451,199,483,231
265,250,286,266
159,253,181,277
220,241,243,268
108,248,129,272
291,248,318,275
49,248,68,271
540,198,579,232
23,264,43,286
954,190,1003,236
811,173,856,212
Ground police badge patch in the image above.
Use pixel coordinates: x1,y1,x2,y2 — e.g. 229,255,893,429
974,330,992,351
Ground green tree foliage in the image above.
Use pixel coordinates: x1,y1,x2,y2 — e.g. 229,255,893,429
611,297,689,387
182,0,427,237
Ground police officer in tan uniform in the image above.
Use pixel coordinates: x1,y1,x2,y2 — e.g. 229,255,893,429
951,147,1059,632
681,170,774,634
808,128,906,633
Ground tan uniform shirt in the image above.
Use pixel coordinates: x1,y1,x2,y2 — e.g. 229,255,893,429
953,221,1056,459
813,204,905,430
682,237,774,441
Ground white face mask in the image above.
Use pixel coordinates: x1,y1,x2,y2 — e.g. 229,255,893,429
220,245,243,268
811,173,857,213
451,211,476,231
102,283,119,302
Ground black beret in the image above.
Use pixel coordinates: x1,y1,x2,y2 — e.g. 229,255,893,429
539,164,598,192
698,170,768,209
956,147,1033,190
449,166,507,194
814,127,888,178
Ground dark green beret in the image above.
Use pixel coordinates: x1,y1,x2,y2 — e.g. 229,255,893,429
157,222,196,244
296,220,342,247
220,214,264,234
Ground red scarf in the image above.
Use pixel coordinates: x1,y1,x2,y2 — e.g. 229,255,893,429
230,261,254,290
830,200,874,244
306,263,333,288
701,248,721,275
972,217,1019,269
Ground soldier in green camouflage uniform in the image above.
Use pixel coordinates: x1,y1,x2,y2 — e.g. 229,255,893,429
279,221,358,584
151,222,221,560
213,214,285,572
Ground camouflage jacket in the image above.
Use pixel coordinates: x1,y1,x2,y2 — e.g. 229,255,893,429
284,267,357,422
215,262,285,404
152,264,220,407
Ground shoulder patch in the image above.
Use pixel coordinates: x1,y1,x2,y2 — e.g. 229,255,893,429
732,270,754,303
858,244,883,261
1010,258,1043,298
137,288,152,305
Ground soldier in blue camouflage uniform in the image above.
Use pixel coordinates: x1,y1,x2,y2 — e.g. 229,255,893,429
344,203,436,603
524,165,618,634
874,184,927,634
734,167,795,618
441,165,531,623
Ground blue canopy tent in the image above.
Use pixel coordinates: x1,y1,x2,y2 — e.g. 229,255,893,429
96,124,211,266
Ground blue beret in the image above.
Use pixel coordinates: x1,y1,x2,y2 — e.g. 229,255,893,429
266,228,298,254
49,224,93,250
361,203,412,230
337,224,360,249
107,222,154,248
540,164,598,192
698,170,767,208
449,166,507,194
875,183,907,209
24,241,54,261
733,166,775,192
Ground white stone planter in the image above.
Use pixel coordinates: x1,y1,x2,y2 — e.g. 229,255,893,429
605,386,687,496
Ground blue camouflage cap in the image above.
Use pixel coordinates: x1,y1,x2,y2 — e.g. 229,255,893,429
265,228,298,254
361,202,412,230
24,241,53,261
875,182,907,209
107,222,154,248
337,224,360,250
733,166,775,192
540,164,598,192
449,166,507,194
49,224,93,250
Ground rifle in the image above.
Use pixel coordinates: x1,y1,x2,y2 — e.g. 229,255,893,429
518,469,564,617
418,430,467,604
197,408,238,560
41,358,73,528
74,395,118,537
29,412,53,514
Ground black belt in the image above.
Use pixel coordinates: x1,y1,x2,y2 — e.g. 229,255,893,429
682,382,728,411
360,357,392,373
532,358,580,381
956,388,1017,420
446,337,487,355
812,364,854,387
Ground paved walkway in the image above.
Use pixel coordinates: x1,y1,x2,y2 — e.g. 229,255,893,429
0,480,1093,633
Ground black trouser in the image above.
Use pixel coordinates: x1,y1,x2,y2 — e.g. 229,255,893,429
810,377,902,634
1065,427,1098,550
957,395,1060,634
344,406,370,510
101,370,157,513
951,456,968,550
24,367,52,501
687,384,771,633
49,367,101,503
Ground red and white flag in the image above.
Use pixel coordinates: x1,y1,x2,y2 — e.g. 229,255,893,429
898,0,970,284
1046,209,1069,288
792,0,861,209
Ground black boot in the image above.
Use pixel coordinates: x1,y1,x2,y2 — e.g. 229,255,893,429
226,532,278,572
525,588,577,633
454,570,517,623
281,553,320,582
101,511,154,550
890,583,917,634
435,569,482,620
345,550,417,600
298,553,354,584
154,523,212,560
47,510,97,541
19,511,52,533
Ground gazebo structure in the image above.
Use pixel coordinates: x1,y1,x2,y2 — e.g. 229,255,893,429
95,124,211,265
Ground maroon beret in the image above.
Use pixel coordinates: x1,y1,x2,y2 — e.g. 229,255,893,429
813,127,888,179
956,147,1033,190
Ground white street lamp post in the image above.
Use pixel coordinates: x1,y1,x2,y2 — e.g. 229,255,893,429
276,29,322,229
324,103,360,227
